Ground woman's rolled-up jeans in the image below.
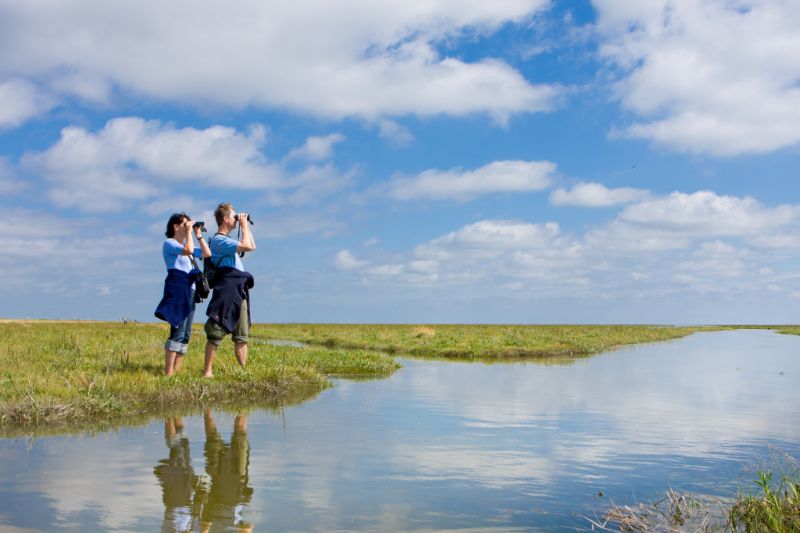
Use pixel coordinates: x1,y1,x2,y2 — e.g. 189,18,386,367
165,298,196,354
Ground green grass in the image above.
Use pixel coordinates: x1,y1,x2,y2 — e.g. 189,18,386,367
3,321,797,433
593,469,800,532
0,321,399,432
251,323,710,359
730,471,800,532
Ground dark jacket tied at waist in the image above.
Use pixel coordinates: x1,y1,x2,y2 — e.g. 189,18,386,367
206,267,255,333
155,269,199,328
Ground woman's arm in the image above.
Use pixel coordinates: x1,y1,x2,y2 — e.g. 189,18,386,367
181,219,195,256
195,227,212,258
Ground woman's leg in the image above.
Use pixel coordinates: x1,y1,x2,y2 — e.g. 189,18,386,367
165,323,182,375
174,301,196,373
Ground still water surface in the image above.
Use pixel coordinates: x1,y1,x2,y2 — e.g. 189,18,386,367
1,330,798,532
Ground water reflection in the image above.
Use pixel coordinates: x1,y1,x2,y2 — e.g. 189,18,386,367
0,330,799,532
154,412,253,533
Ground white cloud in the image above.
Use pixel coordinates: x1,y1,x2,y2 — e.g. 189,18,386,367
19,117,355,213
367,264,405,276
22,117,281,212
378,119,414,147
361,237,380,248
286,134,345,161
0,157,27,196
334,249,368,270
340,190,800,301
0,78,54,129
388,160,556,201
595,0,800,155
0,0,559,121
549,181,650,207
618,191,799,237
416,219,566,259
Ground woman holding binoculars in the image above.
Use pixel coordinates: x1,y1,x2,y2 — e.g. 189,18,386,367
155,212,212,376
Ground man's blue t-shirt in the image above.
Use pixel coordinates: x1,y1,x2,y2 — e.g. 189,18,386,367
163,239,202,273
209,233,244,271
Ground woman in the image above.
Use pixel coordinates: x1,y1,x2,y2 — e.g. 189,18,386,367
155,213,212,376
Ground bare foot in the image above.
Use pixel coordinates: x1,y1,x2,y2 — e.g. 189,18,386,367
203,372,213,378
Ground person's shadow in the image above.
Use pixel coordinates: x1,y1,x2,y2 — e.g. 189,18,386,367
154,412,254,533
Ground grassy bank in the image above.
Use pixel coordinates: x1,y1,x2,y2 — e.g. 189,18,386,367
251,323,709,359
4,322,795,432
0,321,399,432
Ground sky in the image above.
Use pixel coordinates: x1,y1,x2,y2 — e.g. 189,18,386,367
1,0,799,324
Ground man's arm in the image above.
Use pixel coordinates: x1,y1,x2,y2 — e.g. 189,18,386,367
236,213,256,254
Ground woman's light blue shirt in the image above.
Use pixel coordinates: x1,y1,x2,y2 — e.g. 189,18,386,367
163,239,202,273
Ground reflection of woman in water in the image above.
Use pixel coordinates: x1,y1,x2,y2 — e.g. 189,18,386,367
196,410,253,533
153,412,253,533
153,418,195,533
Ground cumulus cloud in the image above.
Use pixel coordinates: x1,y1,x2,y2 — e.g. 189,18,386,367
0,0,559,121
388,160,556,201
550,182,650,207
0,78,54,129
595,0,800,155
378,119,414,147
415,219,568,259
618,191,800,236
286,134,345,161
0,157,27,196
334,250,368,270
19,117,355,213
340,190,800,299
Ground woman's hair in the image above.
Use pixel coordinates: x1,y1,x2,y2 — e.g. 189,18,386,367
165,212,189,238
214,203,234,226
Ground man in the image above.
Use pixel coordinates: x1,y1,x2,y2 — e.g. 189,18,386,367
203,203,256,377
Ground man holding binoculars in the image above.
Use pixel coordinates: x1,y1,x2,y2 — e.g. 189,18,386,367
203,202,256,377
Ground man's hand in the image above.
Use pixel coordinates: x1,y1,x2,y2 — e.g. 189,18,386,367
237,213,248,225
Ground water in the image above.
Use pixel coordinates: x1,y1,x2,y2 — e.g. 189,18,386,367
1,330,798,531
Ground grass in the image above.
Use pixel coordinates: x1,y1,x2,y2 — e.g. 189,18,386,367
0,321,399,433
3,321,797,432
590,464,800,532
251,323,710,359
729,471,800,532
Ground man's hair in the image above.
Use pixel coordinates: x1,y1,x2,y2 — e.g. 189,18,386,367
214,203,234,226
165,212,189,238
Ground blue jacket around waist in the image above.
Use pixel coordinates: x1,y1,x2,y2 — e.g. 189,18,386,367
206,267,254,333
155,269,199,328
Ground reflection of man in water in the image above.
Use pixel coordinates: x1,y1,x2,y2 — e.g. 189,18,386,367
196,410,253,533
154,417,195,533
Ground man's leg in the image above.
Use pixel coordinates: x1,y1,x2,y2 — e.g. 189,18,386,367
234,342,247,368
203,319,224,377
203,342,217,377
232,299,249,368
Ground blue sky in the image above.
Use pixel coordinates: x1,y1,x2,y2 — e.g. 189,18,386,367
1,0,799,324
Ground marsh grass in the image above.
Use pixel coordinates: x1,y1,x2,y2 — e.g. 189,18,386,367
729,471,800,532
0,321,399,432
251,324,709,359
590,466,800,532
588,487,724,532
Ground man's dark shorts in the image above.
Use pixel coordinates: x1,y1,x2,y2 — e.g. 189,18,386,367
205,300,249,345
